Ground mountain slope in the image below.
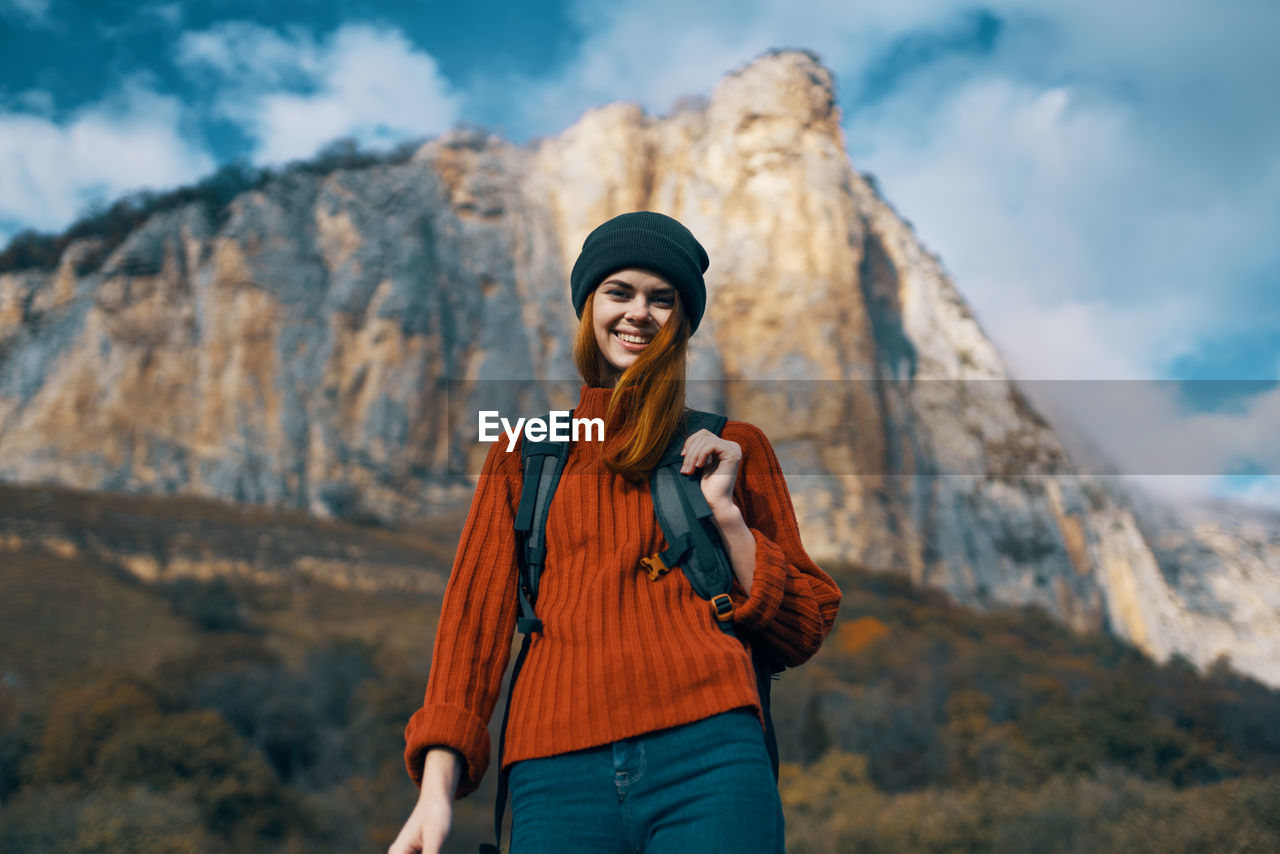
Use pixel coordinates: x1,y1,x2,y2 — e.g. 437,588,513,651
0,50,1274,685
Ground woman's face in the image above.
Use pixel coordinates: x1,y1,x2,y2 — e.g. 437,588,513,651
592,268,676,382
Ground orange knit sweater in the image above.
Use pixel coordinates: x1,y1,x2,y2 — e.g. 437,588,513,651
403,385,842,796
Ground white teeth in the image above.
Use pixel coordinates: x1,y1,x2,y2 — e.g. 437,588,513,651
616,332,650,345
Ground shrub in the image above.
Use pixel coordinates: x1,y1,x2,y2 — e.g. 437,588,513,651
29,674,163,784
93,708,295,841
162,577,249,633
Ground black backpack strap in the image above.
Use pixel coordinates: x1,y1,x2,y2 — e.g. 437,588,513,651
482,426,571,854
754,650,781,780
645,411,734,626
645,409,782,781
513,433,570,633
479,631,531,854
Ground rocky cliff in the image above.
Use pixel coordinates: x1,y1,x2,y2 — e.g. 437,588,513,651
1,50,1275,685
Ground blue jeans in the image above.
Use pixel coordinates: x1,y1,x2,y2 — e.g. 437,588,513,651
507,707,785,853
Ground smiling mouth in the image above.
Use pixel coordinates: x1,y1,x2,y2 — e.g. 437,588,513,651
611,332,650,348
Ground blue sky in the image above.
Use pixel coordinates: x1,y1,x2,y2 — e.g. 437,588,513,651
1,0,1278,509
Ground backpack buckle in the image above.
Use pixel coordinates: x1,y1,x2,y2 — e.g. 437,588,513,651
639,554,671,581
711,593,734,623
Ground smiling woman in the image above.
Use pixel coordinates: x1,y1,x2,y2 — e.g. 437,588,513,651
391,211,842,854
567,213,706,479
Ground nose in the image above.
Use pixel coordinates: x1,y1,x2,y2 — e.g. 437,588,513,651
623,298,652,325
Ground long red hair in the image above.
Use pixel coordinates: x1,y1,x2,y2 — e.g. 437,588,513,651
572,289,691,479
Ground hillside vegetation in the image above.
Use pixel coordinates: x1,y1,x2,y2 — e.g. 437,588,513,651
0,485,1277,852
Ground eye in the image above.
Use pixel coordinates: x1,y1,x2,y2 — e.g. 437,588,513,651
653,293,675,306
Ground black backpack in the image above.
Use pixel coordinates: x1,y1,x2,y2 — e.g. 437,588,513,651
479,409,782,854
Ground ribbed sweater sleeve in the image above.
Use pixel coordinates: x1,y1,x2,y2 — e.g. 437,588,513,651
723,421,842,667
403,440,522,797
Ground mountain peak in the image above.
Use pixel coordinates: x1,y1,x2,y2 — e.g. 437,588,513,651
1,53,1275,687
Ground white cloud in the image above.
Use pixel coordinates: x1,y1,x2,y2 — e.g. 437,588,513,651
144,3,180,28
12,88,54,114
1218,476,1280,511
0,0,51,25
177,22,461,164
1025,375,1280,476
96,3,185,39
1117,474,1280,515
832,5,1280,506
0,79,214,236
178,22,322,87
852,71,1280,379
490,0,980,140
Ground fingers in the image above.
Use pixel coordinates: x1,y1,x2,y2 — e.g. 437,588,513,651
680,430,712,474
680,429,741,475
388,822,426,854
388,798,451,854
387,833,419,854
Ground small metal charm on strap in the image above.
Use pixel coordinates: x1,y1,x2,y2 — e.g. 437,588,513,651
639,553,672,581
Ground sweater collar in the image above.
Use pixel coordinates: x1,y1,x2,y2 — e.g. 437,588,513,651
574,384,613,421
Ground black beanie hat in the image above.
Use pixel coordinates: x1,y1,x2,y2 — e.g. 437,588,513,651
569,211,710,332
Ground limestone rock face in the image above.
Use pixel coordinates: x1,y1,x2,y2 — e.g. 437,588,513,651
1122,500,1280,684
1,50,1275,685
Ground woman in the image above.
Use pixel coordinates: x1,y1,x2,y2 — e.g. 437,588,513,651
390,211,842,854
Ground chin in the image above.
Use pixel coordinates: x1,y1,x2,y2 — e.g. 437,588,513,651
601,350,635,375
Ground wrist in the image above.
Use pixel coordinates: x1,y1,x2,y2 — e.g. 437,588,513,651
710,500,743,527
419,747,462,802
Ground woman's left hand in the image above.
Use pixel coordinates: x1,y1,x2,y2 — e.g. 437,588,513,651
681,429,743,511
